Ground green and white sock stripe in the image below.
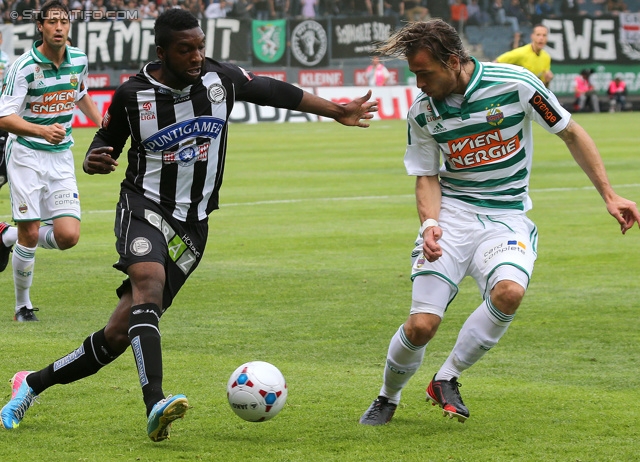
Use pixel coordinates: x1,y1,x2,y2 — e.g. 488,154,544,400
486,298,515,324
14,244,36,260
399,325,425,351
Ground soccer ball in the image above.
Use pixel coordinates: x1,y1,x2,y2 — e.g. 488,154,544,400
226,361,288,422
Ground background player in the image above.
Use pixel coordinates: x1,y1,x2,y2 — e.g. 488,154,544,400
0,0,102,321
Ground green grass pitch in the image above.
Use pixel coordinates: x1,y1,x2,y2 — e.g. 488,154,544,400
0,114,638,461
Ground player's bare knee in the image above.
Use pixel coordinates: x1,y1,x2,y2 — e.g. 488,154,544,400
490,280,525,315
55,233,79,250
405,313,441,345
104,320,130,352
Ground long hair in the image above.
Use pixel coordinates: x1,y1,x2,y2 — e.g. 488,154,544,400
376,19,471,69
154,9,200,49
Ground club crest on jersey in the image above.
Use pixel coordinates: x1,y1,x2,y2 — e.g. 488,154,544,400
70,72,78,88
163,142,210,166
485,104,504,126
207,84,226,104
175,145,198,166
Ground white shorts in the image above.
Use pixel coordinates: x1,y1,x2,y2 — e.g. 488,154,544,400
410,205,538,309
7,139,81,222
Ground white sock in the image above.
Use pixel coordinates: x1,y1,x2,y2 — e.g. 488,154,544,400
13,244,36,311
380,324,426,404
1,225,18,247
436,299,513,381
38,224,59,250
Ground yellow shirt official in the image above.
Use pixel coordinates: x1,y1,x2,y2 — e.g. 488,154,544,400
496,44,551,85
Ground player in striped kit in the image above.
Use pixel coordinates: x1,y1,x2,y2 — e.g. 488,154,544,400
0,0,103,321
1,9,378,440
360,19,640,426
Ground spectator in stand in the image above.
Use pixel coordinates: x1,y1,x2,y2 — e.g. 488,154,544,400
467,0,491,25
384,0,404,26
429,0,450,21
560,0,580,15
534,0,553,16
491,0,521,48
574,69,600,113
349,0,374,16
496,24,553,86
450,0,468,34
300,0,317,17
365,56,391,86
143,0,160,18
523,0,537,21
506,0,529,46
404,0,429,21
271,0,290,18
253,0,271,18
607,76,627,112
505,0,528,25
205,0,227,17
13,0,38,23
606,0,627,14
228,0,253,17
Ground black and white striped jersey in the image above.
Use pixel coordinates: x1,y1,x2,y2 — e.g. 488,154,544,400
88,58,304,223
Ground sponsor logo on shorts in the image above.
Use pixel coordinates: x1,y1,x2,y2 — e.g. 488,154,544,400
448,129,520,169
54,191,80,207
130,237,152,256
483,240,527,263
144,209,200,275
529,91,561,127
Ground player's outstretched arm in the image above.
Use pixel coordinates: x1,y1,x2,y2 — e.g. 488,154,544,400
558,119,640,234
295,90,378,128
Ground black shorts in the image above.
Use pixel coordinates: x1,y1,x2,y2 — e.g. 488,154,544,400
113,190,209,311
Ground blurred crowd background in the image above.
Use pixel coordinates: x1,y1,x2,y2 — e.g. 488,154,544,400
1,0,637,25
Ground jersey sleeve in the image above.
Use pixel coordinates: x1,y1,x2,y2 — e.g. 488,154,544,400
221,62,304,109
86,83,131,160
520,76,571,135
0,61,28,117
404,99,442,177
76,57,90,102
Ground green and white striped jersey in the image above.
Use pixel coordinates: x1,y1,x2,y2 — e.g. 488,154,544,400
405,58,571,215
0,40,89,152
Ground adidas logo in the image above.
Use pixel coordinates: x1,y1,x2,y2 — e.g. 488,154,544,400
432,123,446,133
